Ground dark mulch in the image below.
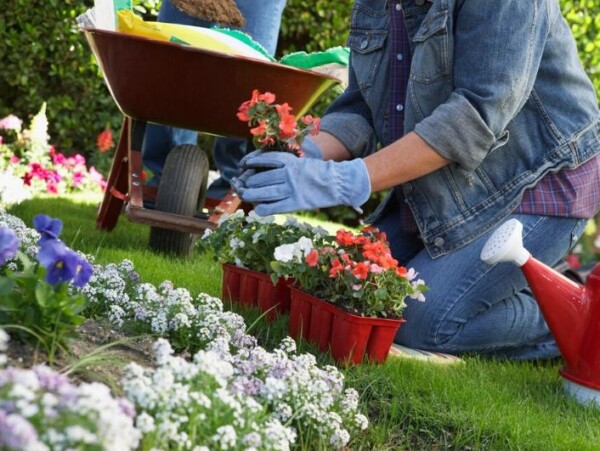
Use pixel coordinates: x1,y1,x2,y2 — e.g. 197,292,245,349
171,0,245,27
4,320,156,392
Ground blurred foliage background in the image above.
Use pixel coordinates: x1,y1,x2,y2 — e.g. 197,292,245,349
0,0,599,226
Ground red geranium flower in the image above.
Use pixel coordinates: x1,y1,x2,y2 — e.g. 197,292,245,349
306,249,319,267
271,226,429,319
96,128,114,153
352,261,370,280
238,90,321,157
329,258,345,278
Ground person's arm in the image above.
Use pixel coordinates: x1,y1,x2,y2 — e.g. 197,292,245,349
309,131,352,161
312,51,379,160
312,130,449,192
364,131,449,192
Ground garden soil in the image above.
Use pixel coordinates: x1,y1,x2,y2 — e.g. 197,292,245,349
5,320,156,392
171,0,245,27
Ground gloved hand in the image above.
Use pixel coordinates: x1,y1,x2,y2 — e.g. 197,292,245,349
231,151,371,216
239,136,323,169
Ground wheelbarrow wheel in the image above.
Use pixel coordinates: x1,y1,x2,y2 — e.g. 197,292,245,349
149,144,208,256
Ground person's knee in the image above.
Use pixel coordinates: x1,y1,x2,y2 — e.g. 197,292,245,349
394,302,455,349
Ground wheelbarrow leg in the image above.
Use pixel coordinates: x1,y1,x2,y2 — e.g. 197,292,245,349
206,190,245,223
96,117,130,230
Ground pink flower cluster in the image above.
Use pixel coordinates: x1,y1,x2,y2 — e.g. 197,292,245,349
0,113,106,196
0,114,23,131
18,147,106,194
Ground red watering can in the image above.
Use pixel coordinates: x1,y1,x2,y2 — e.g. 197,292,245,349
481,219,600,407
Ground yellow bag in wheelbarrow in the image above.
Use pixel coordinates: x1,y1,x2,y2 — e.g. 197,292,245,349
116,9,273,61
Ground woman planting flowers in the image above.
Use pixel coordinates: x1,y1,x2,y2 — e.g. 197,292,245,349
233,0,600,362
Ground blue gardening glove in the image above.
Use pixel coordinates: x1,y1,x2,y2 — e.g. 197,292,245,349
238,137,323,169
231,151,371,216
299,136,323,159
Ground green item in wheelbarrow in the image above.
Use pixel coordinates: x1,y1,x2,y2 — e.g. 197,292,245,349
279,46,350,69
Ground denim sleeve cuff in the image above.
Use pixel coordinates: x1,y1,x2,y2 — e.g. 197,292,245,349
320,113,376,159
414,93,496,171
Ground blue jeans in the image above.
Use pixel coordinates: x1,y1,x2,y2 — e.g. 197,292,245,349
375,199,589,360
142,0,287,194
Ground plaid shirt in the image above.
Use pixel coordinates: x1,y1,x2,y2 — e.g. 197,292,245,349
390,3,600,236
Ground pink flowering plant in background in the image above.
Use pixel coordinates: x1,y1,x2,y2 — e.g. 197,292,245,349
237,89,321,156
271,226,428,318
0,104,106,207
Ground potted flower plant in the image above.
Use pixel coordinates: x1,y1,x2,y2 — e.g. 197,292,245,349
271,227,428,364
198,210,329,320
237,89,320,156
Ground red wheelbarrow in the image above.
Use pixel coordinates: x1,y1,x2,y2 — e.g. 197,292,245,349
83,28,339,256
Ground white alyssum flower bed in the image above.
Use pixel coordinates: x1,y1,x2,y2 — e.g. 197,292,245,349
0,211,370,449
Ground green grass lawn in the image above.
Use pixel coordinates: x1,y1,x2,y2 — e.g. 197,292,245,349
8,196,600,450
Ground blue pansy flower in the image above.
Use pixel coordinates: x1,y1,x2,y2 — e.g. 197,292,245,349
73,258,93,287
37,239,79,285
0,227,20,265
33,214,63,243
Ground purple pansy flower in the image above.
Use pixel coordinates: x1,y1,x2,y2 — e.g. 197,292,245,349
73,258,93,287
33,214,63,243
36,240,79,285
0,228,20,266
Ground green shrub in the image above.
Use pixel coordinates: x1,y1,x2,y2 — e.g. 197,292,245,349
279,1,351,54
0,0,121,158
561,1,600,95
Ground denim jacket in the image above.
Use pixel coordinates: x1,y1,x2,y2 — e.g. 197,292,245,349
320,0,600,258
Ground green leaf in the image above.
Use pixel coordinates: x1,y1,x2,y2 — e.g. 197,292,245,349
35,281,53,308
0,277,15,296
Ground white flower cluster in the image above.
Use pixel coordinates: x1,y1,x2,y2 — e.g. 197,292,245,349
201,209,329,272
0,365,140,450
229,337,369,448
79,258,368,448
78,259,255,353
0,211,41,260
0,169,32,209
0,328,8,367
123,339,296,450
273,236,315,263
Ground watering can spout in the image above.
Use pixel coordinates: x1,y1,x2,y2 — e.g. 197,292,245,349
481,219,600,407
